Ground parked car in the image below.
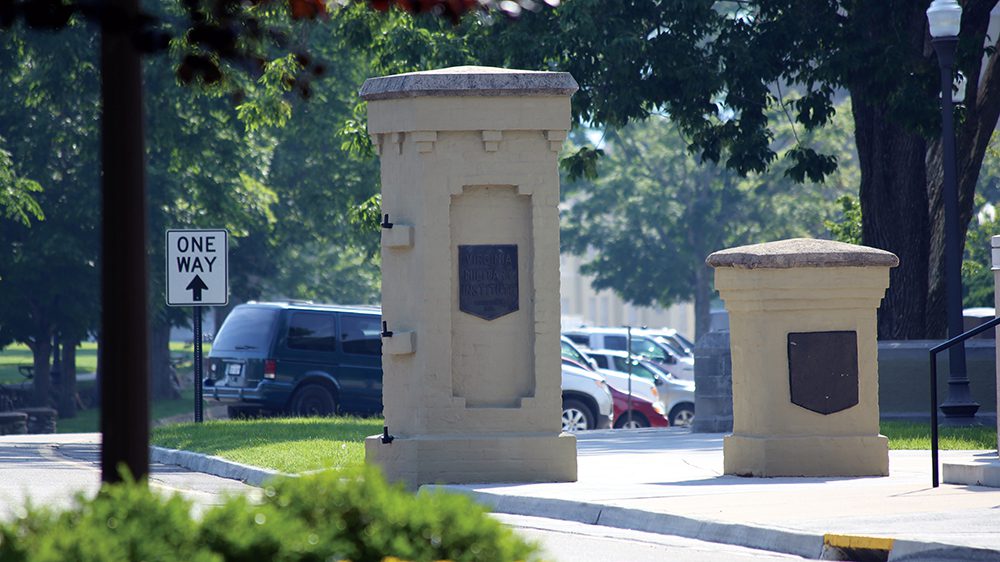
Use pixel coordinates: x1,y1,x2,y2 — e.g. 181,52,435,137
643,328,695,357
582,350,661,407
205,302,383,418
561,363,614,432
609,386,670,429
563,327,695,380
585,349,695,427
561,336,599,371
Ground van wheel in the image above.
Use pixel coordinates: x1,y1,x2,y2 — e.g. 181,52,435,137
291,384,337,417
562,398,594,432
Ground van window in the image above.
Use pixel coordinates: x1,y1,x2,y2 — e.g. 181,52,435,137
565,334,588,346
591,355,609,369
604,335,627,350
286,311,338,352
212,307,277,351
342,315,382,356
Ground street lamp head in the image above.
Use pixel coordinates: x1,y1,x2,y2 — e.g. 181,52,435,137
927,0,962,39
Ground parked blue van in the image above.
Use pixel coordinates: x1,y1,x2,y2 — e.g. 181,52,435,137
205,302,382,418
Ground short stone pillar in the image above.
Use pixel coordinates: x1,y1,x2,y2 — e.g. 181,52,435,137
362,67,578,487
707,238,897,477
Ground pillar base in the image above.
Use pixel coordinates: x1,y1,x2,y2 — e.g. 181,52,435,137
365,432,577,488
724,434,888,477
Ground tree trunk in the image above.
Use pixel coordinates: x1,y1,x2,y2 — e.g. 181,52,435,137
57,339,78,418
30,332,53,407
150,320,180,400
850,94,930,340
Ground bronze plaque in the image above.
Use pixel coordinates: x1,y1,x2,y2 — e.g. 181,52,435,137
458,244,519,320
787,331,859,415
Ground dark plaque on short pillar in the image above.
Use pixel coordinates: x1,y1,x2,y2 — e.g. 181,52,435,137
787,331,859,415
458,244,519,320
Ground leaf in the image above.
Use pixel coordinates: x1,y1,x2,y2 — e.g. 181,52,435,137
560,145,604,181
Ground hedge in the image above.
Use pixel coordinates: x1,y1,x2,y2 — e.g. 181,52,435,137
0,467,539,562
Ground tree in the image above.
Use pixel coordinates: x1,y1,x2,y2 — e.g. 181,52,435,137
0,25,102,411
449,0,1000,340
563,101,858,338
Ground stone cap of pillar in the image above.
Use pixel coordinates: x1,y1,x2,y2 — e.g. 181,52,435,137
706,238,899,269
360,66,578,101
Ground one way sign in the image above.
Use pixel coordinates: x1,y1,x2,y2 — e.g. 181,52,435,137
166,229,228,306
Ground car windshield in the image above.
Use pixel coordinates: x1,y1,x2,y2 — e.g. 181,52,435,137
212,307,278,352
630,338,670,361
653,335,689,357
609,356,659,382
561,340,590,366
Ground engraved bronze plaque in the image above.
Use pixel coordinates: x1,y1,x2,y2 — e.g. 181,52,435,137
787,331,859,415
458,244,519,320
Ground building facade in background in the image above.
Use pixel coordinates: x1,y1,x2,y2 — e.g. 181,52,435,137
560,254,695,338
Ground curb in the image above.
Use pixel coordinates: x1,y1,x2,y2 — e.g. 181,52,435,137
148,448,1000,562
150,446,282,487
441,489,1000,562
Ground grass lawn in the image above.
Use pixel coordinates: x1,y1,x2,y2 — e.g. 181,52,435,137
881,420,997,450
152,417,384,473
0,341,207,385
58,389,202,433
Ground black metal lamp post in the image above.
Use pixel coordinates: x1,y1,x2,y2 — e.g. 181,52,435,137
927,0,979,419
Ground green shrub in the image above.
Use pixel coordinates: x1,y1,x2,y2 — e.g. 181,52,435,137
0,477,219,562
0,466,539,562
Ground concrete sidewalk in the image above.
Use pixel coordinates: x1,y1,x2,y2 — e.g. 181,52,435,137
16,428,997,560
433,428,1000,561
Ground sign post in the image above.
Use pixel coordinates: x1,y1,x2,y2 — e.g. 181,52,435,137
166,229,228,423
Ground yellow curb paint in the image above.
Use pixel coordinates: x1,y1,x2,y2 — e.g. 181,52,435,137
823,533,895,551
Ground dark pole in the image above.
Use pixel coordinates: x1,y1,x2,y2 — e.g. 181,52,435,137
193,309,203,423
626,326,633,428
933,36,979,419
100,0,150,482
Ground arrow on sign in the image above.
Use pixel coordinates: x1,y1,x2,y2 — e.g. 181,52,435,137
186,275,209,302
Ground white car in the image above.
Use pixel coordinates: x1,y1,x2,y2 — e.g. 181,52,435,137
563,327,695,381
561,363,614,432
585,349,696,427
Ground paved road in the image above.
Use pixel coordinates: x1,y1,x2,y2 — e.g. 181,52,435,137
495,514,819,562
0,434,254,520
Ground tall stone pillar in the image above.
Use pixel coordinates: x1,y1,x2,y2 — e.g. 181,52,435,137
362,67,578,487
707,239,897,477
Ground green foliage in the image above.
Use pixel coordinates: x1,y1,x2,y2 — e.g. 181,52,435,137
0,467,539,562
560,145,604,181
561,101,858,336
963,199,1000,309
349,193,383,234
825,195,863,246
0,475,217,562
962,131,1000,308
0,142,43,226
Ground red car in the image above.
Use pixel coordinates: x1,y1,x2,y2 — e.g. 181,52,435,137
609,385,670,429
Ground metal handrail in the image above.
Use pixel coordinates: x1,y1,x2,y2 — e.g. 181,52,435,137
928,315,1000,487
